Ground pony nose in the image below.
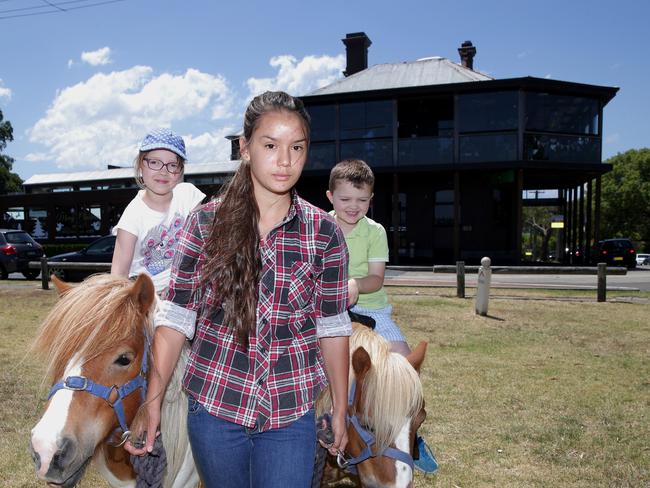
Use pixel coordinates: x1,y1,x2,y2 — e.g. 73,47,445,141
50,436,77,472
28,440,41,471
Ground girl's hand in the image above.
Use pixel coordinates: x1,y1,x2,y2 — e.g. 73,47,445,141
329,409,348,456
348,278,359,306
123,400,161,456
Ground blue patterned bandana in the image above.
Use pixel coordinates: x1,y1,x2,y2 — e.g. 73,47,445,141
139,128,187,160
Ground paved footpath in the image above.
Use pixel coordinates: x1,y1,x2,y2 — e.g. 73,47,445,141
385,266,650,291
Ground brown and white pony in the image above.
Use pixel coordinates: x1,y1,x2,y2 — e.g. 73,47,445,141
29,274,198,488
316,324,427,488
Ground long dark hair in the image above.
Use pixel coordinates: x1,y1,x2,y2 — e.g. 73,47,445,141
201,91,311,348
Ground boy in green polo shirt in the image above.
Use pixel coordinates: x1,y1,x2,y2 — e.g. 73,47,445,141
326,158,410,355
326,158,438,473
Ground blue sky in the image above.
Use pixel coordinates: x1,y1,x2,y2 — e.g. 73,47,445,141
1,0,649,181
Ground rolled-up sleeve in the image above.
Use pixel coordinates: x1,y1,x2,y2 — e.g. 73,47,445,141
315,220,352,338
155,210,205,339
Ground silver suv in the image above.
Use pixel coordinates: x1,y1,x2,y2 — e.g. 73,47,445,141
0,229,44,279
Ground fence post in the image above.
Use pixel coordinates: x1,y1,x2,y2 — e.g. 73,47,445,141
456,261,465,298
40,257,49,291
475,257,492,316
597,263,606,302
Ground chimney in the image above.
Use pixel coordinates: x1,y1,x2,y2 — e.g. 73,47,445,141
342,32,372,77
458,40,477,70
226,135,241,160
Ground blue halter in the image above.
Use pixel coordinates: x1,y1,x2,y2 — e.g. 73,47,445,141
48,335,150,447
338,381,415,473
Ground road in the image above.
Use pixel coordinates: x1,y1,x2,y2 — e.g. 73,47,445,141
6,266,650,291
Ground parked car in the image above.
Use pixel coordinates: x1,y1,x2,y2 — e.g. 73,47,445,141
49,235,116,281
0,229,45,279
593,238,637,269
636,253,650,266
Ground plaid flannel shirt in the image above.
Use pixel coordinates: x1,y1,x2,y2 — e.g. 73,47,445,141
155,192,351,430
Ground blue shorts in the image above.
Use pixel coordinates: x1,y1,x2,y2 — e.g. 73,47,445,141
350,304,406,343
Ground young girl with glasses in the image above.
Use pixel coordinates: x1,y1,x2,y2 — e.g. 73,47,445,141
125,92,351,488
111,128,205,294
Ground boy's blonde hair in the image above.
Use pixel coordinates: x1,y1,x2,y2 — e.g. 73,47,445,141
328,159,375,192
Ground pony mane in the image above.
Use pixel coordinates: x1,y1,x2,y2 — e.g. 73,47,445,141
350,325,424,452
32,274,154,383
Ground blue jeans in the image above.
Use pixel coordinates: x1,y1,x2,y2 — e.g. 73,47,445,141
186,395,316,488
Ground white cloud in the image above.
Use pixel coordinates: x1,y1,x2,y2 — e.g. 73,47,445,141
27,66,234,169
246,54,345,98
68,59,74,69
0,79,12,101
185,127,236,164
517,50,531,59
81,47,113,66
605,133,620,144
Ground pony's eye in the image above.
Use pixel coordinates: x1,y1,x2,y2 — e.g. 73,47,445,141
114,354,132,366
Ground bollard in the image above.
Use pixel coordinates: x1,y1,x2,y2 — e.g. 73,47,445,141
456,261,465,298
597,263,606,302
40,256,49,290
475,257,492,316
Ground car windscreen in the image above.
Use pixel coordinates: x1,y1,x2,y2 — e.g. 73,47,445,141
4,232,35,244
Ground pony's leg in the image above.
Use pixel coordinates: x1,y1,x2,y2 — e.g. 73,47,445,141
160,343,199,488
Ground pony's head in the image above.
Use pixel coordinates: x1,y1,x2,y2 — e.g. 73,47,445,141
29,273,155,487
346,324,427,488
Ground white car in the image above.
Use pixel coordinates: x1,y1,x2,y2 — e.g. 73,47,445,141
636,253,650,266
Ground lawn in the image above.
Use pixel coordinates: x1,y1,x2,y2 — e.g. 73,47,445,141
1,282,648,487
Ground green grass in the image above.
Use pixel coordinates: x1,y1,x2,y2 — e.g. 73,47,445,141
1,282,648,487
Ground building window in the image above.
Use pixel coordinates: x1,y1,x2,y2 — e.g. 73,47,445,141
459,133,517,162
434,190,455,225
308,142,337,170
308,104,337,142
458,91,519,133
340,100,393,139
398,97,453,165
524,134,600,162
340,139,393,167
525,92,599,135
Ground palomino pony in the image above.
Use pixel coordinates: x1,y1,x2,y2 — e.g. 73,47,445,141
315,324,428,488
29,273,198,488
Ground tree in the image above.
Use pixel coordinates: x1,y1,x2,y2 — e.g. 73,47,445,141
0,110,23,194
601,148,650,250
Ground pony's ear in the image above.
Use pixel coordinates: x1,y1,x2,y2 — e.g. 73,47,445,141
406,341,427,373
352,346,372,380
51,274,73,296
351,346,372,410
129,274,156,313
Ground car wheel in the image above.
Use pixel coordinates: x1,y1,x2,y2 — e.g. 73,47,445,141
49,267,66,281
0,266,8,280
22,269,41,280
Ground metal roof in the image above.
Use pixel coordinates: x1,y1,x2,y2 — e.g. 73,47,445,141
309,57,492,96
23,161,240,187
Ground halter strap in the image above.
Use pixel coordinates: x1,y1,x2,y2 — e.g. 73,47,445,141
341,380,415,473
48,332,151,441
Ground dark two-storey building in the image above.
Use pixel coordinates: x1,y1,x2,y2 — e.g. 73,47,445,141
0,32,617,265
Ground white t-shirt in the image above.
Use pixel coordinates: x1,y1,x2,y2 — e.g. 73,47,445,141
113,182,206,292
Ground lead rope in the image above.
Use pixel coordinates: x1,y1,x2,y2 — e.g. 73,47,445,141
130,435,167,488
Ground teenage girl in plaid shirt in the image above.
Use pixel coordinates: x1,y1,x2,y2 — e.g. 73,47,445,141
126,91,351,488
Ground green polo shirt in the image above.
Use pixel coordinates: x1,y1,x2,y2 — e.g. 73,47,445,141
332,213,389,310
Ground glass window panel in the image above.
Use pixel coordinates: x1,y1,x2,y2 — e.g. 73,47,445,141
459,134,517,162
307,143,337,171
524,134,600,162
340,101,392,139
458,91,518,133
340,139,393,167
398,137,453,165
398,97,454,137
308,105,337,141
525,92,599,135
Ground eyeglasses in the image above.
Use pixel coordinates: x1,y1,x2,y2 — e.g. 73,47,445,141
143,158,183,174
